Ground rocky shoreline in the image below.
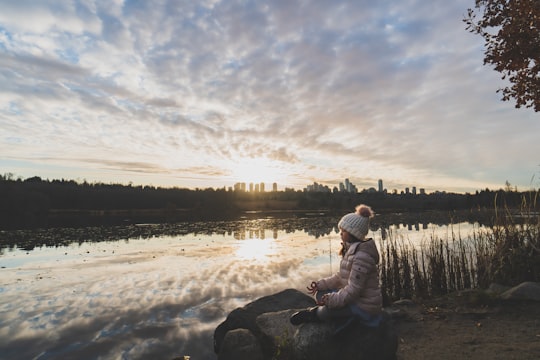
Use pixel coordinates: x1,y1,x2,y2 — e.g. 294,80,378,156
212,282,540,360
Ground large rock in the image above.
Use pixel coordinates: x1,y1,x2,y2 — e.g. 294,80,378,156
256,309,299,350
291,312,398,360
290,321,335,359
500,281,540,301
218,328,264,360
214,289,398,360
214,288,316,355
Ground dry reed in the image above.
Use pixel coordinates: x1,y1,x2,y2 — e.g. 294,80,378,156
380,192,540,302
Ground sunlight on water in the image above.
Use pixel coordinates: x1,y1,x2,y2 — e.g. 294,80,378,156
235,237,277,261
0,218,485,359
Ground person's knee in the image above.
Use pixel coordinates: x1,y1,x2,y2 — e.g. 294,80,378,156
316,305,330,321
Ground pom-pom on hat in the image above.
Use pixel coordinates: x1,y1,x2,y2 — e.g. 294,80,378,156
338,204,374,241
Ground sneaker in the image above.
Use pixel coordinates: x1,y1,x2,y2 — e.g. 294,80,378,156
290,307,319,325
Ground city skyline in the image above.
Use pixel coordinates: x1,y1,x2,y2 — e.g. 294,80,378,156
1,1,539,195
2,173,456,194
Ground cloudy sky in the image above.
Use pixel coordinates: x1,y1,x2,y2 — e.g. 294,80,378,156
0,0,538,193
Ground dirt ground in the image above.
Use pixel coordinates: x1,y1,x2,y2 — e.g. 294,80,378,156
391,294,540,360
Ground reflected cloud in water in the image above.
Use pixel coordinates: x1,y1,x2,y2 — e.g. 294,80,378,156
0,216,486,359
0,230,336,359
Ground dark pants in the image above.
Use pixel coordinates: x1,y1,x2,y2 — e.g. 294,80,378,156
315,290,381,327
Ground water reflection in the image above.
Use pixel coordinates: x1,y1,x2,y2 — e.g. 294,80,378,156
235,238,277,261
0,213,490,360
0,210,495,252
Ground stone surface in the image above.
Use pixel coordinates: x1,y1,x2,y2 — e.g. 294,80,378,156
213,288,315,354
214,288,399,360
256,309,299,351
487,282,511,295
291,322,336,360
291,312,399,360
217,328,264,360
500,281,540,301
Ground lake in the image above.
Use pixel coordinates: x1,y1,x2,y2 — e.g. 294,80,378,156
0,213,485,359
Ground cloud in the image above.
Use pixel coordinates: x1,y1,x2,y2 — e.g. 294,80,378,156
1,0,539,192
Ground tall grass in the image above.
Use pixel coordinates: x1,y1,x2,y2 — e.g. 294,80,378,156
380,193,540,302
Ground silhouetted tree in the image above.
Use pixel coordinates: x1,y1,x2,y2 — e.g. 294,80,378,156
464,0,540,111
1,176,538,229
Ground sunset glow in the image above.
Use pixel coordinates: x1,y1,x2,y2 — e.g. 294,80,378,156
227,157,290,188
0,1,538,193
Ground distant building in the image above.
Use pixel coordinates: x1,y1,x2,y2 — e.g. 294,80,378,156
234,182,247,191
305,178,364,193
272,182,277,192
337,178,357,193
378,179,383,192
305,182,331,192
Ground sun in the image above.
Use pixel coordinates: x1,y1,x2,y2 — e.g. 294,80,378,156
229,157,289,187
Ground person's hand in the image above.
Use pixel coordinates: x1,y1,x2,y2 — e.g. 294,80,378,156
306,281,318,295
317,294,329,305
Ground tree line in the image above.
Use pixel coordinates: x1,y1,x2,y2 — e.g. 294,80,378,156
0,175,538,229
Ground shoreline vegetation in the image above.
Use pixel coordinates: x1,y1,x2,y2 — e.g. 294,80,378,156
380,198,540,303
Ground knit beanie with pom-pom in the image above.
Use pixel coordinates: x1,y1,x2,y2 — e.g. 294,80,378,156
338,204,374,241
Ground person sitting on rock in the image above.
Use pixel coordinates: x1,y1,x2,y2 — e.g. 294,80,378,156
290,204,383,328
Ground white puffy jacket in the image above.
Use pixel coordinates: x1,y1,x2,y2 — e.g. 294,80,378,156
316,239,382,315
